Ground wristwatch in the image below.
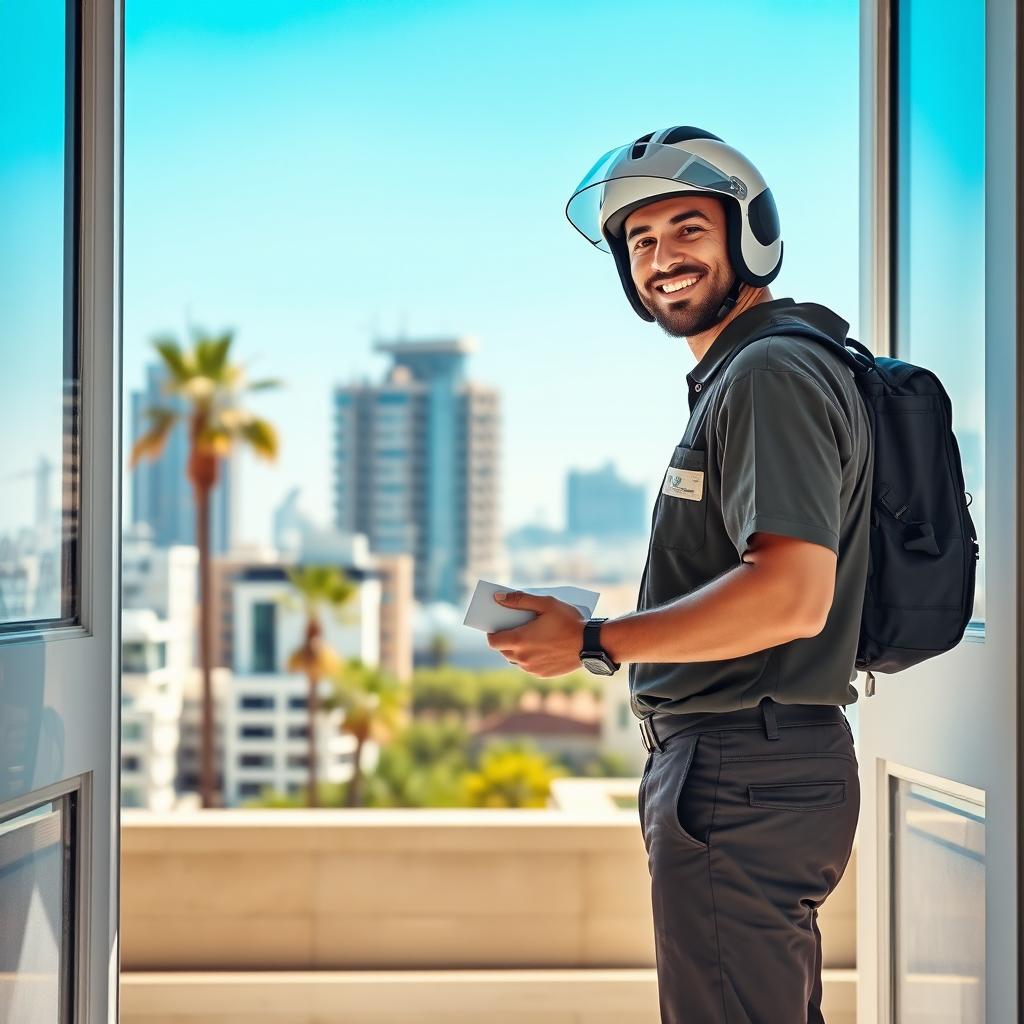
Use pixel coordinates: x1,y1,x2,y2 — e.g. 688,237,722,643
579,617,621,676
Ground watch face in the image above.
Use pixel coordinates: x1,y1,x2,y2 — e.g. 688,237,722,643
582,656,614,676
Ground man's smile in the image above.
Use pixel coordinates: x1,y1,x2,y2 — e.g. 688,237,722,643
655,272,704,296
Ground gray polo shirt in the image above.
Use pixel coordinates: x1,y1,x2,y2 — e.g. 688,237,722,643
629,297,873,717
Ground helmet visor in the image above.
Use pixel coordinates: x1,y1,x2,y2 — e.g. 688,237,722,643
565,141,746,251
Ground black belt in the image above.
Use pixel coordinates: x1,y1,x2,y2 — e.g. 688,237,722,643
637,697,846,752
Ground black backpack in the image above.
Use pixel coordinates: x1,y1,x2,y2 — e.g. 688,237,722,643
693,314,979,697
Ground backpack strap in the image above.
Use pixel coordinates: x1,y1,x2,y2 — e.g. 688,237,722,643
686,315,872,452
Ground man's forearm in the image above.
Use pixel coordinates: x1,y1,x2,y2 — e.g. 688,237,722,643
601,560,817,665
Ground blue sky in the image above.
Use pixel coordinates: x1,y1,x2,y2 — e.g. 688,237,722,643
6,0,862,542
122,0,861,543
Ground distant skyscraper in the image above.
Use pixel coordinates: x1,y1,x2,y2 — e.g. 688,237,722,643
333,336,503,605
130,362,236,554
566,461,646,539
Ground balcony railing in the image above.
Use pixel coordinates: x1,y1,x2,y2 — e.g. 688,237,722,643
119,809,857,1023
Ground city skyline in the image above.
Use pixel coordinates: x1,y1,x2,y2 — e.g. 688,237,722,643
121,0,861,546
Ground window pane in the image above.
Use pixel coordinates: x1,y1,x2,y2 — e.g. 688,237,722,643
0,795,76,1023
890,777,985,1022
251,602,276,673
893,0,985,625
0,2,79,629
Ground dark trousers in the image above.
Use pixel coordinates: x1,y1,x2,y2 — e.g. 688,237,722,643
637,697,859,1024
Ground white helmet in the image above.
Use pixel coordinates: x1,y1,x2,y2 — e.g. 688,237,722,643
565,126,783,323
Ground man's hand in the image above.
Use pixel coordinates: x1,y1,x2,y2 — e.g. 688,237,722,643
486,591,588,678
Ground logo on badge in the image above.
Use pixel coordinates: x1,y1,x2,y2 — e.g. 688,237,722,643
662,467,704,502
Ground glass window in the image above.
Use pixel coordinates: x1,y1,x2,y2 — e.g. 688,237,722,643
239,694,274,711
251,601,277,672
893,0,985,626
0,794,76,1022
122,721,145,742
240,753,273,769
121,787,144,809
0,2,80,629
122,639,168,673
890,776,984,1022
241,724,274,739
288,695,307,710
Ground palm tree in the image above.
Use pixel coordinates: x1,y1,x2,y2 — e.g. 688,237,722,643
427,629,452,668
322,659,408,808
284,564,358,807
130,327,280,808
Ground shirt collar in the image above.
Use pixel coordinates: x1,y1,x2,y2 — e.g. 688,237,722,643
684,297,850,389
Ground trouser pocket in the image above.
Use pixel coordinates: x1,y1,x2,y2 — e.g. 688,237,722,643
642,732,715,852
748,779,847,810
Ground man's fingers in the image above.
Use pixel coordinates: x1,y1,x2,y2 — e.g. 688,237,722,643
488,626,525,648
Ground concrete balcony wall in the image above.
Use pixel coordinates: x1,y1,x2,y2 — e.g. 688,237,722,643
120,810,857,1022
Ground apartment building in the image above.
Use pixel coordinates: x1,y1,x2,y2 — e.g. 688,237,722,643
333,336,506,607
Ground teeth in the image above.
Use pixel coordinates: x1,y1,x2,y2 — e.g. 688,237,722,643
659,274,701,294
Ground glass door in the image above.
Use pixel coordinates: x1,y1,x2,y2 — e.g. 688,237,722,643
0,1,123,1021
857,0,1019,1020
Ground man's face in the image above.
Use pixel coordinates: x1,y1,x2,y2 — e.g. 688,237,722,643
622,194,736,337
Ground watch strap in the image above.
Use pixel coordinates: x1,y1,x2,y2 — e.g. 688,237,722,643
581,617,619,671
583,617,609,653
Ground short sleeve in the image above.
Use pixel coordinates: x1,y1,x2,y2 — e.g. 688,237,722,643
708,367,847,560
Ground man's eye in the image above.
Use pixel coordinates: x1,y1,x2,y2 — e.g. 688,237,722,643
632,227,700,252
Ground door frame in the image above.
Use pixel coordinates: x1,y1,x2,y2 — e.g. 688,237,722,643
79,0,124,1018
858,0,1021,1021
0,0,124,1020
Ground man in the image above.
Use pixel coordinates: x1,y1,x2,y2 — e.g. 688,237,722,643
486,126,869,1023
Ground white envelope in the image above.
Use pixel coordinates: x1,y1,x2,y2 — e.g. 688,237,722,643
462,578,601,633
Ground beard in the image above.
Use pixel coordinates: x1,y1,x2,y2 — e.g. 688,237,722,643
644,265,737,338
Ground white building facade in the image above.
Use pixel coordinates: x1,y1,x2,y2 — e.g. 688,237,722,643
222,563,382,805
119,533,198,809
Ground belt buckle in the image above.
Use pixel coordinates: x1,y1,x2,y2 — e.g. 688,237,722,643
639,714,663,753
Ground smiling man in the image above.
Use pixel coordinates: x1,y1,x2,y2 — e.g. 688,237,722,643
487,127,871,1023
624,193,737,338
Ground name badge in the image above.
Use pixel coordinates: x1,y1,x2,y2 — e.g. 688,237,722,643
662,467,704,502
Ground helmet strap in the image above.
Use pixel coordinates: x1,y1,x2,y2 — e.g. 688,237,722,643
713,275,743,324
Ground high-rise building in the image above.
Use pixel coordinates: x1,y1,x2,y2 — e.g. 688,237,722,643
130,362,237,554
566,460,646,540
333,336,504,606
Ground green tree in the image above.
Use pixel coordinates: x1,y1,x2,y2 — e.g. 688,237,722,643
322,659,408,808
242,781,347,809
283,565,358,807
130,327,280,807
578,750,633,778
427,630,452,668
460,742,568,808
411,667,480,716
476,669,531,717
364,718,472,807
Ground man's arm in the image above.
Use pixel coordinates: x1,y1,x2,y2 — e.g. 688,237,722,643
601,531,837,665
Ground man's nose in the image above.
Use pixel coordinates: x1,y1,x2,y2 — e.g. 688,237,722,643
649,237,678,274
